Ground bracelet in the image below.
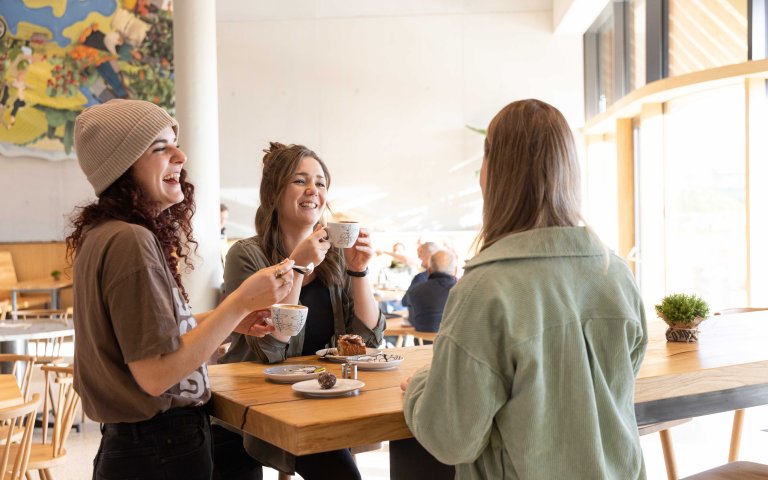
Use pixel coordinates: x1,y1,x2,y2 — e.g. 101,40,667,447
346,267,368,277
292,267,306,275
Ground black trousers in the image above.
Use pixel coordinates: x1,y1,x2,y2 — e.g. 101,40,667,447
94,407,212,480
211,423,361,480
390,438,455,480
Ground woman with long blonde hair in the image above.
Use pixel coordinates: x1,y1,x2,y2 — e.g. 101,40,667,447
401,99,648,479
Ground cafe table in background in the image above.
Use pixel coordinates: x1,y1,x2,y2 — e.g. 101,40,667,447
209,311,768,455
10,278,73,310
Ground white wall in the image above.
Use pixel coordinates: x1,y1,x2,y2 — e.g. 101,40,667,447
217,6,585,238
0,155,92,242
0,2,585,242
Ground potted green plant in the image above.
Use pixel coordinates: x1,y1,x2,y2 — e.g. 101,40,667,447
51,269,61,282
655,293,710,342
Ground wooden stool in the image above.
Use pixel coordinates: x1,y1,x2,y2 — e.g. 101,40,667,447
638,418,691,480
679,461,768,479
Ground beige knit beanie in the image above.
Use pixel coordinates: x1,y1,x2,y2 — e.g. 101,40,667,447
74,99,179,196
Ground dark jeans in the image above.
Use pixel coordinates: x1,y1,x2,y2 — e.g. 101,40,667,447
211,424,360,480
390,438,455,480
211,424,262,480
94,407,212,480
295,449,361,480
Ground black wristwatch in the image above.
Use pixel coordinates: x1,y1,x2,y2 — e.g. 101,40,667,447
346,267,368,277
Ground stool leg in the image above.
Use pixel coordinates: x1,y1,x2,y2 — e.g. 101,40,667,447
659,429,678,480
728,408,745,462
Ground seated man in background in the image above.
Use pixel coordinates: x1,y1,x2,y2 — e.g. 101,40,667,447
406,250,457,335
401,241,439,318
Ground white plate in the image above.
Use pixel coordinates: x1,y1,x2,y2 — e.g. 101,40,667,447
264,365,327,383
291,378,365,397
315,347,382,363
347,353,404,370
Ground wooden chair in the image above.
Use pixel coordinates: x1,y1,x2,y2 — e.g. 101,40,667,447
713,307,768,463
679,461,768,479
22,365,80,480
0,356,35,401
0,355,36,446
0,253,49,310
638,419,691,480
0,394,40,480
0,301,9,322
10,309,72,366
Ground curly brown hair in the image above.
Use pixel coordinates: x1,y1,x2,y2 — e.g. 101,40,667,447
255,142,344,286
65,168,197,302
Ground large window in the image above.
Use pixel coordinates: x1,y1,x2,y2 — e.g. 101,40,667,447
660,85,747,308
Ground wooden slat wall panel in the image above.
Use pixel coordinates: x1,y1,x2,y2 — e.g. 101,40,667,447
669,0,748,76
0,243,71,308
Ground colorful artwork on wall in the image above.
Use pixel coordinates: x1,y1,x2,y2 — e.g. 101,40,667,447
0,0,174,160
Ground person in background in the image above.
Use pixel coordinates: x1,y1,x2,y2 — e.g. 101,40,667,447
66,99,293,480
406,250,457,336
377,242,419,269
401,241,439,319
220,202,230,239
215,141,385,480
401,99,648,479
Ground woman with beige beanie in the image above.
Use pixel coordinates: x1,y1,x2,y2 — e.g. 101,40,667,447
65,99,294,480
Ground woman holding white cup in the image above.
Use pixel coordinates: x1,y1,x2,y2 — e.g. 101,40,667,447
215,142,384,480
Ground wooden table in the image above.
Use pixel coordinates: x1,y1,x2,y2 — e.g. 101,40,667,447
384,314,438,346
11,279,73,310
0,374,23,408
209,312,768,455
634,313,768,425
384,316,414,347
374,288,407,303
0,318,74,354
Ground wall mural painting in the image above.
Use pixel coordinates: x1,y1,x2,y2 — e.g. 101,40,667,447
0,0,174,161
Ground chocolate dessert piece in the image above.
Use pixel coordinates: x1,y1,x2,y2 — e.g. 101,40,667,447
318,372,337,389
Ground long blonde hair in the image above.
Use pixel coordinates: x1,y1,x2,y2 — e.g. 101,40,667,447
477,99,582,251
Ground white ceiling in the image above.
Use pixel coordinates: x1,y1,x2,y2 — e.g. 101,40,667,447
216,0,555,23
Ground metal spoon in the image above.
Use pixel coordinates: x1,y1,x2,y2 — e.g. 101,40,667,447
292,262,315,275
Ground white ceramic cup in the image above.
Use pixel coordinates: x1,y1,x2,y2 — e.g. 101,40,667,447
326,221,360,248
270,304,308,336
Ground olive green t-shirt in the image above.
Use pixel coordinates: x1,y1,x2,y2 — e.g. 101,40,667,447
73,220,210,423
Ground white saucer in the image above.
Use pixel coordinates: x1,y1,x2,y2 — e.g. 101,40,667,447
264,365,326,383
292,378,365,397
347,353,403,370
315,347,381,363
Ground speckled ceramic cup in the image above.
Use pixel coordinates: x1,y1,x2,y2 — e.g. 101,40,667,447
326,222,360,248
270,304,308,336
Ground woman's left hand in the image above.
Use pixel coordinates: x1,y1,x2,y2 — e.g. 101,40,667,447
400,375,412,392
234,309,276,337
344,227,374,272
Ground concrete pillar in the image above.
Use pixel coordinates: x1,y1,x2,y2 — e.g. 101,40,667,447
173,0,222,312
